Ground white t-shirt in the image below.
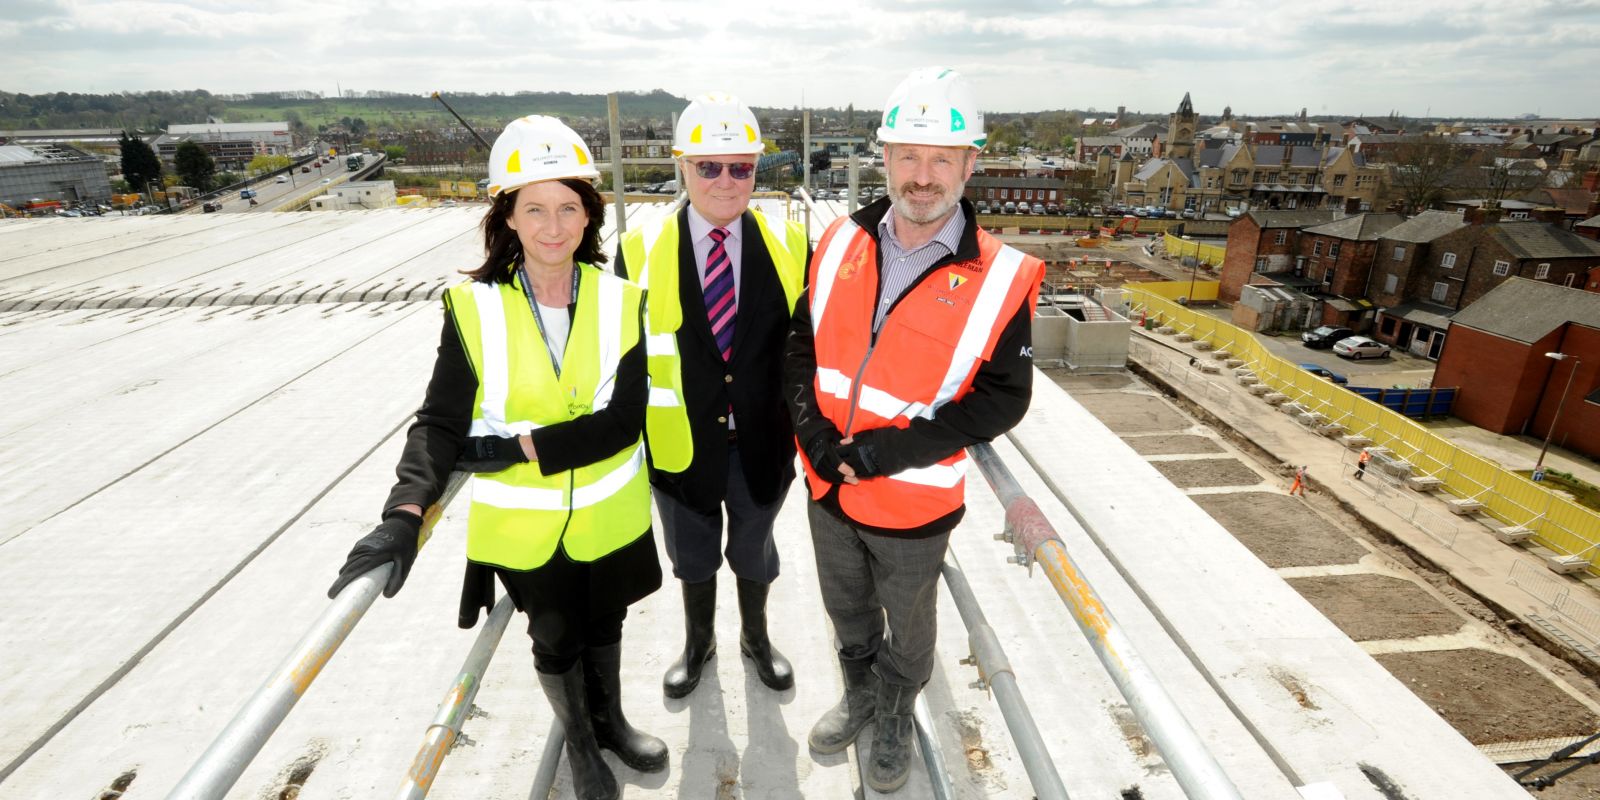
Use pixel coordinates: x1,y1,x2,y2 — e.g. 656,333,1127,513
536,302,569,367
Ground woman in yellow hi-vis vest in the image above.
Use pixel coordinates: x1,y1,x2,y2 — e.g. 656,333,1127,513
328,116,662,800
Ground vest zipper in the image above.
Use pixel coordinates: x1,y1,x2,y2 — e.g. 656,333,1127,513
842,342,876,436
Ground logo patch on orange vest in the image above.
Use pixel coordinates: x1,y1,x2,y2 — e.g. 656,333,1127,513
839,257,863,281
946,271,968,291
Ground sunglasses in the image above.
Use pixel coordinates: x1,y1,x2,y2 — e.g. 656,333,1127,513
689,160,756,181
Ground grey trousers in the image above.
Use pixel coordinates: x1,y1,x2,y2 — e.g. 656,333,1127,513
656,445,783,585
807,500,952,687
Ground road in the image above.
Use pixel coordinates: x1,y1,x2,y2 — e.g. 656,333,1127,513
191,155,384,215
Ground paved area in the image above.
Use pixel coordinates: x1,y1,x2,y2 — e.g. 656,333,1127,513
1121,329,1600,787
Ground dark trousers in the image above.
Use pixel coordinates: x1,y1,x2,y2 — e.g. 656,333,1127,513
656,444,783,584
807,500,951,687
496,563,628,674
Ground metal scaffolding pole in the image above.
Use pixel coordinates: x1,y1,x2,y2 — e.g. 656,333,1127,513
969,442,1244,800
607,93,628,235
168,473,470,800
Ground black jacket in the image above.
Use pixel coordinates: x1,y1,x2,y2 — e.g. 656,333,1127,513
614,206,805,515
783,198,1034,538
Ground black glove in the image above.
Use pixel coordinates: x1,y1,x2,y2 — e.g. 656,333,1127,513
803,428,848,485
327,509,424,599
456,434,529,473
838,428,894,479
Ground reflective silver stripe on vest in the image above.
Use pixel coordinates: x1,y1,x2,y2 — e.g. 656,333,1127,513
933,245,1026,411
809,220,858,330
591,276,624,410
889,458,969,488
636,218,669,291
472,281,511,435
470,418,546,437
817,367,930,421
471,443,645,511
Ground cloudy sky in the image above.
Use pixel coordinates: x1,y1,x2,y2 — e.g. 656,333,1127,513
3,0,1598,119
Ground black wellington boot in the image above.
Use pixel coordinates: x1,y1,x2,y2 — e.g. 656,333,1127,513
584,642,669,772
865,680,919,793
736,578,794,691
662,576,717,699
536,665,619,800
807,655,879,754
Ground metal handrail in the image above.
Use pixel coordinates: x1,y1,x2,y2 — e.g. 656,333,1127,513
943,550,1069,799
969,442,1245,800
168,472,470,799
912,696,956,800
394,593,516,799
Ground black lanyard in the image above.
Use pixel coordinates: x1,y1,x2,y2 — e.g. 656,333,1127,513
515,262,581,378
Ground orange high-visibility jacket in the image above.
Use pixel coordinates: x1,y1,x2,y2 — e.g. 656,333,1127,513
799,217,1043,530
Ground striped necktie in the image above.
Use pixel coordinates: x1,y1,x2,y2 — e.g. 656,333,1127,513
704,227,735,360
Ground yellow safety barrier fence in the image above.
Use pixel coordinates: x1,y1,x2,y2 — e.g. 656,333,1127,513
1127,287,1600,575
1128,280,1220,304
1163,232,1227,268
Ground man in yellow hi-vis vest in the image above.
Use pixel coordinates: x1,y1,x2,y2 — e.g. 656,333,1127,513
616,92,809,701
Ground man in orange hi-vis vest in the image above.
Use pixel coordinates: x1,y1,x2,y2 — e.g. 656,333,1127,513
783,67,1043,793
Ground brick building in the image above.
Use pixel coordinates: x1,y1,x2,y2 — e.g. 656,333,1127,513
1416,212,1600,311
1433,279,1600,458
1217,210,1345,302
1369,211,1469,357
1578,214,1600,241
1297,213,1405,328
965,176,1064,208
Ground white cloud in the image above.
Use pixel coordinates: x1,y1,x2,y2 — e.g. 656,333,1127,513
0,0,1595,117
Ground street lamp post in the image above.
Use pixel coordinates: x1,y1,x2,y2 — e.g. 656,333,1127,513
1534,352,1581,474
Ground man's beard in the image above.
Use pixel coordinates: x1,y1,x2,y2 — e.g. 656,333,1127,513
889,181,963,225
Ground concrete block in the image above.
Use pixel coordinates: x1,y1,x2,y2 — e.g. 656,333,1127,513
1545,554,1591,575
1156,326,1176,335
1341,435,1373,448
1225,358,1244,368
1212,349,1232,360
1197,361,1221,374
1237,375,1259,386
1406,475,1443,492
1317,423,1345,437
1446,498,1483,515
1494,526,1533,545
1263,393,1288,405
1282,402,1308,415
1192,339,1214,350
1249,384,1272,396
1176,333,1195,343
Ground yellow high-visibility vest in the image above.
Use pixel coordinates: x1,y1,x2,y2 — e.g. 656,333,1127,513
619,210,807,472
445,263,650,570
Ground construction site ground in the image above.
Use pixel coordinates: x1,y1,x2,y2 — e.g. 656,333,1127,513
1047,336,1600,797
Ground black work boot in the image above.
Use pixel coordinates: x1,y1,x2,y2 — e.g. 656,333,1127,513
807,656,879,754
866,680,919,793
536,664,619,800
736,578,794,691
584,642,669,773
663,576,717,699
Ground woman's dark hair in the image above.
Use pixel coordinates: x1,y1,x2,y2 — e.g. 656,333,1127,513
466,178,608,283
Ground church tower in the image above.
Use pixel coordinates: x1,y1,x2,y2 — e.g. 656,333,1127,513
1167,92,1197,159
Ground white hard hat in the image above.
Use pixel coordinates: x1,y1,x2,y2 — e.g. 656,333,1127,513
674,92,763,157
486,115,599,198
876,67,986,149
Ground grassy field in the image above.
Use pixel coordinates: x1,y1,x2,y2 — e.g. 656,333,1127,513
223,91,690,129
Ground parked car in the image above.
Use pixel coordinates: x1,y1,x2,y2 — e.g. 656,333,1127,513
201,201,221,213
240,188,257,200
1298,363,1349,385
275,175,288,183
301,166,311,173
1181,208,1197,219
1301,325,1356,349
976,200,991,214
1045,203,1060,215
1002,201,1017,214
1031,203,1045,215
1333,336,1392,360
